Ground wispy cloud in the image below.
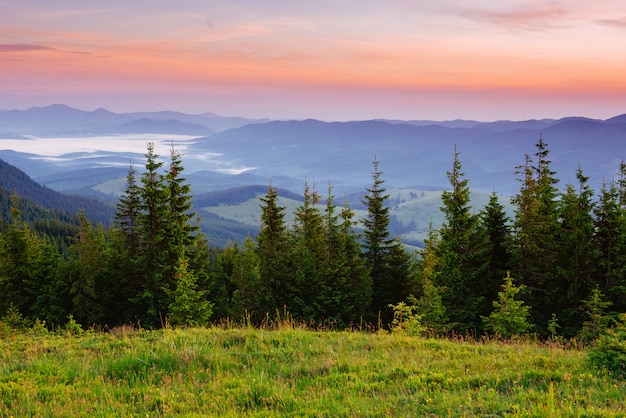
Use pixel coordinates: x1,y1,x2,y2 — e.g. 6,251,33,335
0,43,55,53
461,2,571,31
596,16,626,29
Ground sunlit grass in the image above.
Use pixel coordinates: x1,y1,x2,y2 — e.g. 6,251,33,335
0,327,624,416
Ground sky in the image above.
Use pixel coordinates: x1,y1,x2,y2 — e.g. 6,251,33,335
1,0,626,121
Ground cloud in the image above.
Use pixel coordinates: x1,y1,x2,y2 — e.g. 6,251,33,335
460,2,571,31
596,17,626,29
0,43,55,53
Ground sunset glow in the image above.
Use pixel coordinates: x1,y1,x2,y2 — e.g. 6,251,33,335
1,1,625,120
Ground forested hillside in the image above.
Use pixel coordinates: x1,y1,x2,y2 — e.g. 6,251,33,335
1,138,626,343
0,159,115,225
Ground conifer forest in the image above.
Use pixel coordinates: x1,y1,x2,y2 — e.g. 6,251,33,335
2,137,626,341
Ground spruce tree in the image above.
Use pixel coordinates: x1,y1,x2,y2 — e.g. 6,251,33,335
0,196,67,324
556,167,596,336
291,181,325,321
133,143,171,326
435,147,488,333
415,226,446,334
478,192,512,321
482,272,532,338
319,186,371,326
511,137,560,334
593,178,626,313
167,249,212,327
112,163,143,322
256,184,293,316
362,158,413,327
65,212,108,326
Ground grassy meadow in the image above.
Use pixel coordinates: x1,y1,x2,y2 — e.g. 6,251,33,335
0,325,624,417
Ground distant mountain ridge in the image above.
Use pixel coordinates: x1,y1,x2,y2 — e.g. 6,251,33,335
0,104,268,136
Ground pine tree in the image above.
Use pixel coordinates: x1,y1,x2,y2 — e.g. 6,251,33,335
112,163,143,322
435,147,488,333
230,237,262,323
0,195,68,324
65,212,108,325
482,272,532,338
362,158,414,327
318,186,371,326
578,285,613,343
415,226,446,334
134,142,171,326
511,137,560,334
593,177,626,313
478,192,512,321
167,249,212,327
256,184,293,316
0,195,32,314
556,167,596,336
291,181,325,321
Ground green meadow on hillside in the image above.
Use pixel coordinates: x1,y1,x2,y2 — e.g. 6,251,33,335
1,326,624,416
200,188,507,246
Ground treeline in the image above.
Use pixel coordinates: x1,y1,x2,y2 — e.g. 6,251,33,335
0,159,116,226
1,138,625,340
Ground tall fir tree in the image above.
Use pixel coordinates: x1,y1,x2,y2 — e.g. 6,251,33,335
319,185,371,326
593,176,626,313
361,158,414,327
434,147,489,333
291,181,325,321
414,225,446,335
0,195,68,325
478,192,512,321
135,142,171,326
65,212,108,326
556,167,597,336
112,163,143,322
511,137,561,335
256,184,293,316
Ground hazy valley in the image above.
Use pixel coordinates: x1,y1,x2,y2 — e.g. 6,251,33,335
1,104,625,246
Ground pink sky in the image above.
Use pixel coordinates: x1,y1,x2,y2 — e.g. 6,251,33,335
1,0,625,121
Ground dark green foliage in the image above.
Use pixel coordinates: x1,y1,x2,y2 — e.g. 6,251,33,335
556,167,597,336
65,212,109,325
588,314,626,378
0,198,69,325
290,182,326,321
511,137,561,335
482,272,532,338
414,227,446,334
0,158,115,226
167,250,213,327
593,164,626,314
318,189,371,326
478,192,512,313
361,158,415,327
578,286,613,343
256,184,293,317
435,147,489,333
4,135,626,339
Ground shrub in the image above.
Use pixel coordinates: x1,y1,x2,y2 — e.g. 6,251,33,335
63,314,84,336
388,295,423,336
588,313,626,378
482,272,531,339
1,304,31,331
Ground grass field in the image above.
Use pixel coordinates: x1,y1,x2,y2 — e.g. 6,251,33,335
0,326,624,416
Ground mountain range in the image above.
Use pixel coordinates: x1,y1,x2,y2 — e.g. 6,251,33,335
1,104,625,246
